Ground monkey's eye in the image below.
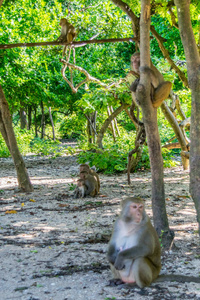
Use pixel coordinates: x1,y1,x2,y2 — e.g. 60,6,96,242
131,205,137,209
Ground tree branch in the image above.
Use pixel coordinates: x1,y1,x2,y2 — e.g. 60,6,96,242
110,0,140,39
0,37,137,50
60,59,126,93
150,25,189,87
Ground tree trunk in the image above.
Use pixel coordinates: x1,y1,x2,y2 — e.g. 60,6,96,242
86,118,92,144
0,109,11,151
40,101,45,139
175,0,200,235
49,107,55,141
85,112,97,145
110,106,120,136
96,103,128,149
27,106,32,130
107,106,116,142
20,103,27,129
138,0,173,247
0,85,33,192
161,102,189,170
34,106,38,137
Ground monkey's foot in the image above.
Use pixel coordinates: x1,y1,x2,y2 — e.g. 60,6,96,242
107,279,124,286
152,98,165,108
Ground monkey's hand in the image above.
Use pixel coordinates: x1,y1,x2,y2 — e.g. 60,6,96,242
107,245,120,265
114,253,125,270
130,78,140,92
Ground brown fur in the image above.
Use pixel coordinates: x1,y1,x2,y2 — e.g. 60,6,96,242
107,197,161,288
79,164,100,193
130,52,172,108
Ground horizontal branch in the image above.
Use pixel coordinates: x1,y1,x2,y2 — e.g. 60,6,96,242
0,37,137,50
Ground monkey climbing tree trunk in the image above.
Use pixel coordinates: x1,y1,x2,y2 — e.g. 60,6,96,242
175,0,200,236
138,0,173,247
0,86,33,192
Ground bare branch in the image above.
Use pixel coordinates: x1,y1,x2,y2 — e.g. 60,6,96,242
150,25,189,88
110,0,139,38
0,37,137,50
60,59,126,93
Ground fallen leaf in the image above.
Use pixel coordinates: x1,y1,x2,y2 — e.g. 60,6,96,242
177,195,190,199
58,204,69,207
5,210,18,214
29,199,36,202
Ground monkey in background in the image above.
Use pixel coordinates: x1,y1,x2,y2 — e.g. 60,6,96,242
74,171,98,198
130,52,172,108
107,197,161,288
79,164,100,194
74,179,86,198
57,18,76,59
57,18,76,43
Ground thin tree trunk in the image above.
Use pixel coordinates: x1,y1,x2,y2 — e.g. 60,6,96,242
93,111,97,143
175,0,200,235
86,118,92,144
161,102,189,170
107,106,116,142
20,104,27,129
49,107,55,141
0,85,33,192
97,103,129,149
138,0,173,247
110,106,120,136
0,109,11,151
27,106,32,130
34,106,38,137
40,101,45,139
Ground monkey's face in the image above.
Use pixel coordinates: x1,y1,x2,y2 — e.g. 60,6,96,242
80,171,87,180
77,179,84,187
59,18,67,26
129,202,144,223
131,54,140,73
80,164,90,173
122,200,144,223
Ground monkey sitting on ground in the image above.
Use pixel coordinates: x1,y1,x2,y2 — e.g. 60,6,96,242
130,52,172,108
79,164,100,193
74,171,98,198
107,197,161,288
74,179,86,198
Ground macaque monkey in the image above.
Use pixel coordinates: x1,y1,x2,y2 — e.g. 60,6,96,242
79,171,98,197
57,18,76,43
107,197,161,288
79,164,100,193
57,18,76,59
74,179,86,198
130,52,172,108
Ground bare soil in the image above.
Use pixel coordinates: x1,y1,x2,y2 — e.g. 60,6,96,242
0,152,200,300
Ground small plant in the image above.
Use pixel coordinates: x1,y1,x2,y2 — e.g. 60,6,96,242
159,230,165,248
68,183,76,191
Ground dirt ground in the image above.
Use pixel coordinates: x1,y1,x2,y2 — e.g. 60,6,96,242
0,151,200,300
